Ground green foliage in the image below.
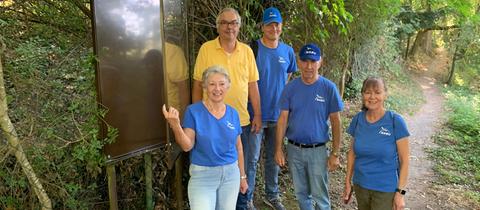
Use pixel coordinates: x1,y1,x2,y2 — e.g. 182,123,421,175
444,88,480,136
0,27,110,208
344,18,404,98
284,0,353,46
452,13,480,89
430,87,480,199
385,72,425,114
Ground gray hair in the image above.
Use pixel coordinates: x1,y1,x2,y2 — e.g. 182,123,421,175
202,65,231,88
216,7,242,29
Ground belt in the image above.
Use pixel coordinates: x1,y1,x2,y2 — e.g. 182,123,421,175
288,139,325,148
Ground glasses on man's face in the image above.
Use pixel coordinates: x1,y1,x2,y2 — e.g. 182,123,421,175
218,20,239,27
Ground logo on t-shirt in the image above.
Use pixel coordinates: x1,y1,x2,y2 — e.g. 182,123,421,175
278,56,286,63
379,127,391,136
226,121,235,130
315,94,325,102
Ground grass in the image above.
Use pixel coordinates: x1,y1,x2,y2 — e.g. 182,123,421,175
428,86,480,205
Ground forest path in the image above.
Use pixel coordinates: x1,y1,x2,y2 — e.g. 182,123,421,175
404,48,452,210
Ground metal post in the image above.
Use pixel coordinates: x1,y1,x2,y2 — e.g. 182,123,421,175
107,164,118,210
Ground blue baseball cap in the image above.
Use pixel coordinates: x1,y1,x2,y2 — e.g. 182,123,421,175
263,7,282,25
299,43,322,61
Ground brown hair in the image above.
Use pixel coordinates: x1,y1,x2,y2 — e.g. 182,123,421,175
361,76,387,111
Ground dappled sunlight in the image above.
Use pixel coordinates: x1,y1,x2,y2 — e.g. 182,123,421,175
454,74,465,86
419,76,437,89
409,62,429,72
420,84,432,90
0,0,13,7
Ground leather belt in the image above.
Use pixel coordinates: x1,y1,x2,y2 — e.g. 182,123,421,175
288,139,325,148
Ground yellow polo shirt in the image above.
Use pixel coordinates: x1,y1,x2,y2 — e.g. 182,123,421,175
165,42,189,110
194,37,259,126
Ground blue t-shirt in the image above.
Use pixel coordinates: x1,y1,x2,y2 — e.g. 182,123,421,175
183,102,242,167
347,110,410,192
279,76,344,144
248,40,297,122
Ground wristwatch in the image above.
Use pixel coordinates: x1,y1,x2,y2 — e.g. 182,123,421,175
396,188,406,195
240,175,247,180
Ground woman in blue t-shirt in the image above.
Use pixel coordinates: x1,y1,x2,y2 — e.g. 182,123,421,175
343,77,410,210
162,66,248,210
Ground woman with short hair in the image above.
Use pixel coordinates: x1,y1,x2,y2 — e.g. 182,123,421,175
163,65,248,210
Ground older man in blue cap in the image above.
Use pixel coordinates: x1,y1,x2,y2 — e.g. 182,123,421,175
237,6,297,210
274,43,343,210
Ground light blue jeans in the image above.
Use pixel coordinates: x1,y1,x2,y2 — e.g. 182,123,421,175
188,162,240,210
286,143,330,210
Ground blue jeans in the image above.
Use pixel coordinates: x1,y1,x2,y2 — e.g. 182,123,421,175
261,122,281,200
237,123,281,208
236,125,257,210
188,162,240,210
286,143,330,210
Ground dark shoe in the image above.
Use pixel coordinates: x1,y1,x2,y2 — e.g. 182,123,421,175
264,198,286,210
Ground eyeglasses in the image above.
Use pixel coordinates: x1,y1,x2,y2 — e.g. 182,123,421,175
218,20,239,27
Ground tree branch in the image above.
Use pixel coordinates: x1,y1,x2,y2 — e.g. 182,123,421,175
424,25,459,31
0,35,52,210
71,0,92,20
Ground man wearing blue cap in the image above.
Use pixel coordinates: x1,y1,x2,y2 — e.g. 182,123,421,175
274,43,343,210
239,6,297,210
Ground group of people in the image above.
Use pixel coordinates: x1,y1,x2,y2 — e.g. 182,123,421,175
162,6,410,210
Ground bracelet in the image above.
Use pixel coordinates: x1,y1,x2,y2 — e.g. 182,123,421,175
240,175,247,179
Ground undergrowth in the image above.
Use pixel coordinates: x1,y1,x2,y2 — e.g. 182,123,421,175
429,87,480,204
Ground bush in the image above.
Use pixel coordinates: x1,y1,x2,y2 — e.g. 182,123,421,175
430,87,480,200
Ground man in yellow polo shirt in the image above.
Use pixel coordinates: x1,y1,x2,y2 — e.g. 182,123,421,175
191,7,262,210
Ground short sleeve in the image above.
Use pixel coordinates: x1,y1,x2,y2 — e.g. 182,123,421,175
328,82,344,114
182,106,196,130
287,46,297,73
347,113,360,137
246,47,259,82
234,109,242,136
393,112,410,141
193,44,207,81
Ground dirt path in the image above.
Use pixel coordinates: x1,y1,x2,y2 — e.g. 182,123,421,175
404,49,450,210
404,73,445,210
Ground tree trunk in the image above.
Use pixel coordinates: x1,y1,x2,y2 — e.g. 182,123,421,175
404,35,411,60
409,30,432,57
447,46,458,85
0,37,52,210
340,38,353,98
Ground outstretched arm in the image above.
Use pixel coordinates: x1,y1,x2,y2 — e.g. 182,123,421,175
162,105,195,151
